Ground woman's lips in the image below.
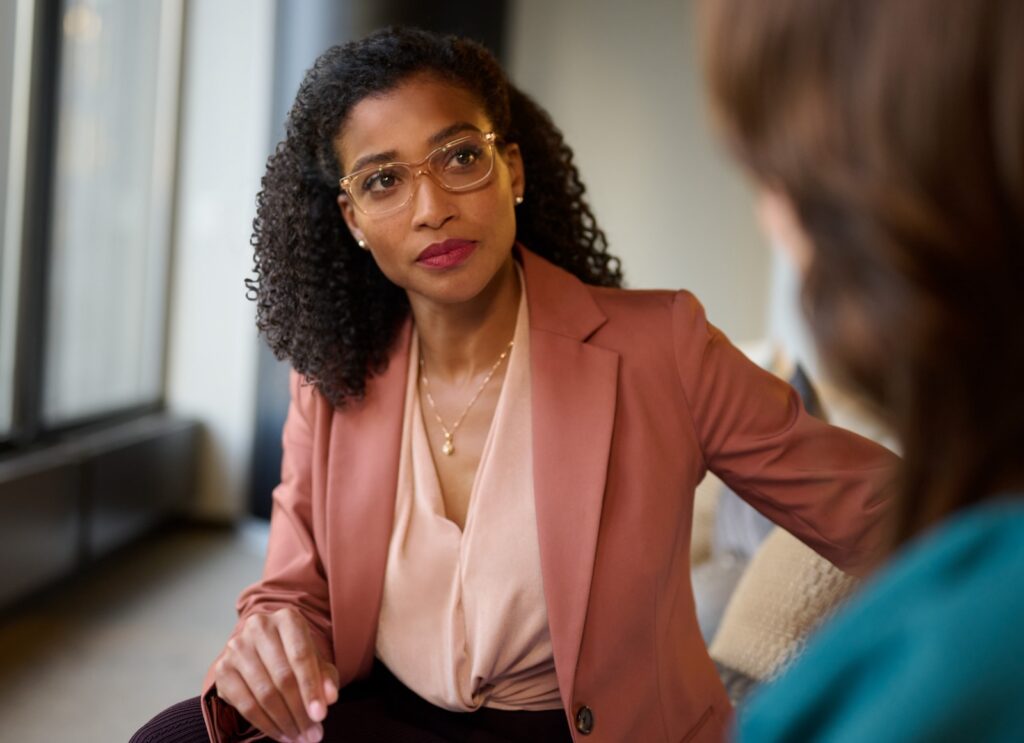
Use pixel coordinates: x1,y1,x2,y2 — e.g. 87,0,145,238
416,239,477,269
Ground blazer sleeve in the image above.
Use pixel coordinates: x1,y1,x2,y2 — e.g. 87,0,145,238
672,291,898,575
201,369,333,742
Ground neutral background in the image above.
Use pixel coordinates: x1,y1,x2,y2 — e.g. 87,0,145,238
509,0,765,333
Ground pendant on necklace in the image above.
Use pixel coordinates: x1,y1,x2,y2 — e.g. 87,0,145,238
442,433,454,456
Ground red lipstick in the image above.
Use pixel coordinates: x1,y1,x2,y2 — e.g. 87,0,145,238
416,239,477,269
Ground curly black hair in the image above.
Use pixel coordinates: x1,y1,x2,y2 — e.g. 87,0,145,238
248,27,623,407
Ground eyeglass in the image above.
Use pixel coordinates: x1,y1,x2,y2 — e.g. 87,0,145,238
339,131,498,216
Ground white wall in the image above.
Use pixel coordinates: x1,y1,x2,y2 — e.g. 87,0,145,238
508,0,769,341
164,0,276,519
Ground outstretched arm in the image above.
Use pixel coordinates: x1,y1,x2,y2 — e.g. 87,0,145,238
672,291,898,575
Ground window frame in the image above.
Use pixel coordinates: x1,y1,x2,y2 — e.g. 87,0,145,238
1,0,184,454
0,0,37,442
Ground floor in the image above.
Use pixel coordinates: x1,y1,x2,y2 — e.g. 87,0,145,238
0,521,269,742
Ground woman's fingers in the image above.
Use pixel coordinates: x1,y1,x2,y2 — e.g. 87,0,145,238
320,659,340,705
214,665,289,742
228,631,306,741
277,610,330,722
252,618,321,741
213,609,337,742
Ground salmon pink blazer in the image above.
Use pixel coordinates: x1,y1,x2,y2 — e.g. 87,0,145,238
202,246,896,742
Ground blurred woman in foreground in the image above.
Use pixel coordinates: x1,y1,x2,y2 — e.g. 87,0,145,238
702,0,1024,739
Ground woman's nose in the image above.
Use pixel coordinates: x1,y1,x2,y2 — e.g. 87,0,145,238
410,170,457,229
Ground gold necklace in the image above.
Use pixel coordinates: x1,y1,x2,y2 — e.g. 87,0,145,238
420,340,514,456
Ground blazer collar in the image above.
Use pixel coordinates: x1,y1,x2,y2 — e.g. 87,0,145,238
519,245,619,708
517,244,608,341
326,320,411,683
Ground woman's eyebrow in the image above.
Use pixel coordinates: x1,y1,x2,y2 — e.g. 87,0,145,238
427,121,480,146
349,122,482,174
349,149,398,174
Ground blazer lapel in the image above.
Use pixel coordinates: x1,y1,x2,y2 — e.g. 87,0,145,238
521,248,619,707
325,320,411,682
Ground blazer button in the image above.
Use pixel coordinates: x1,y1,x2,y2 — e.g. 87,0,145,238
575,705,594,735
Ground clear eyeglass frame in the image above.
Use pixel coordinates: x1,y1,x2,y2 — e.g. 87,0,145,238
339,131,498,216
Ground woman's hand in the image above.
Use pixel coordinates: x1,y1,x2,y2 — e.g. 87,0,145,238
213,607,339,743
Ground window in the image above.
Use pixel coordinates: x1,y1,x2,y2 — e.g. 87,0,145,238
41,0,182,425
0,0,34,436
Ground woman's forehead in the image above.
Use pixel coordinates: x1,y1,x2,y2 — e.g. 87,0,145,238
335,75,492,171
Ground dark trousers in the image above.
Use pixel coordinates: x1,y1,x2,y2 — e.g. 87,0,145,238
131,661,573,742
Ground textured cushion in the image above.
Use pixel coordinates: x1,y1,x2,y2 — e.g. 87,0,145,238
709,527,858,683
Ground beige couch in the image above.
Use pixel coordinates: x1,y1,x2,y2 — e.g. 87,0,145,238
692,481,858,705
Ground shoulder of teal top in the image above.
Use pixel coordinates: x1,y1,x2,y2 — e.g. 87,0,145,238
737,497,1024,743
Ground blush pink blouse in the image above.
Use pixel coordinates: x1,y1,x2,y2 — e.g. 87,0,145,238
374,281,562,711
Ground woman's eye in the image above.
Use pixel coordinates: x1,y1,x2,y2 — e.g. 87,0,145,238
445,146,482,170
362,169,402,193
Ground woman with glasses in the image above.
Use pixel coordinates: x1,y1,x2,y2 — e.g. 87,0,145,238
702,0,1024,740
134,27,896,743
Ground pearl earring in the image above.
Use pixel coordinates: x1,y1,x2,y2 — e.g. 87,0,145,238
515,195,524,205
357,239,367,248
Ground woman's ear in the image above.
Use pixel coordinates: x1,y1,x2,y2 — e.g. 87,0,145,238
502,142,526,203
337,194,368,249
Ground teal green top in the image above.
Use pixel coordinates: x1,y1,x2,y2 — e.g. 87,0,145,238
738,498,1024,743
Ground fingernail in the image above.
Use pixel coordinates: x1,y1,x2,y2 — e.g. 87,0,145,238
306,725,324,743
308,700,326,722
323,679,338,702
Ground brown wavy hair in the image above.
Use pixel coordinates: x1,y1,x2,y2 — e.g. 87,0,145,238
247,27,621,408
701,0,1024,546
